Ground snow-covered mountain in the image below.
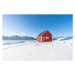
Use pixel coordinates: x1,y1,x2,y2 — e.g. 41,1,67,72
2,35,73,40
2,35,37,40
58,36,73,41
52,36,73,40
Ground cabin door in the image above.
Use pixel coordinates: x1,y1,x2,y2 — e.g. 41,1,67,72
42,37,45,42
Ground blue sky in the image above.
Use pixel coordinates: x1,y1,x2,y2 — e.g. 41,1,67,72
2,14,73,38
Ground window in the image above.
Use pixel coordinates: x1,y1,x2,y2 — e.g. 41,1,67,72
46,37,49,39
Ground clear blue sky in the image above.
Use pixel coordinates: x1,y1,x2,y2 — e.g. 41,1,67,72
2,14,73,38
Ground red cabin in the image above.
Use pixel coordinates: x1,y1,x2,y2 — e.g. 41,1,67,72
37,30,52,42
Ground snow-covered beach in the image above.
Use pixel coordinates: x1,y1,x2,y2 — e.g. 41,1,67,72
2,38,73,61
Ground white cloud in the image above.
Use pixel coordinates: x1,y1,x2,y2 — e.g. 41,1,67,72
13,33,26,36
21,33,26,36
3,32,26,36
33,33,36,38
13,34,20,36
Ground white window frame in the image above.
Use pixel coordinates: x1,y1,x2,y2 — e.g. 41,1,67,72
46,37,49,39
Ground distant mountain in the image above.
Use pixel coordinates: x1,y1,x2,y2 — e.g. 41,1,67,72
59,36,73,41
2,35,73,40
2,35,37,40
52,36,73,40
52,37,64,40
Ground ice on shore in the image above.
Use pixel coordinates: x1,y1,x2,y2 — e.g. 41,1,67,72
2,38,73,61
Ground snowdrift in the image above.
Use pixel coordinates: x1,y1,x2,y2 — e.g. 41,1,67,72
2,38,73,61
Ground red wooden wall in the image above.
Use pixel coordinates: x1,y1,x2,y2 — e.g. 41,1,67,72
42,31,52,42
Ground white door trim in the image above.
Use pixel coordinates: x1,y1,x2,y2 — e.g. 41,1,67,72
41,35,42,42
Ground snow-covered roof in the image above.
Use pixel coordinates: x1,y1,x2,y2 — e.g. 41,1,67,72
38,30,48,36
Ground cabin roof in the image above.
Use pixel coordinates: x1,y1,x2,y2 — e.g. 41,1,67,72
38,30,48,36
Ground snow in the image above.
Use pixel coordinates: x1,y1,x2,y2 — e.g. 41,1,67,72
2,38,73,61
